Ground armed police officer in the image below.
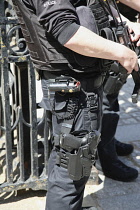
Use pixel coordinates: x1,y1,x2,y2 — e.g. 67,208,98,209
12,0,140,209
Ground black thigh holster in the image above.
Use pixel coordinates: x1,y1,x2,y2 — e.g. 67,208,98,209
55,130,101,181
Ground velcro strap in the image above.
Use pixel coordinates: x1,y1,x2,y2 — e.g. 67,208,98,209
56,152,69,169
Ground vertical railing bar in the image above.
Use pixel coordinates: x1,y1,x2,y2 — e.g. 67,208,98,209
17,68,25,181
13,65,19,150
18,108,25,181
10,64,16,126
9,65,16,146
43,112,49,175
13,65,19,109
0,20,13,182
28,61,38,178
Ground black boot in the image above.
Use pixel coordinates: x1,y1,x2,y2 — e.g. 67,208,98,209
98,113,138,182
114,138,134,156
98,142,138,182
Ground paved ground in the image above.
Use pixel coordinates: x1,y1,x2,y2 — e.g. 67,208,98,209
0,75,140,210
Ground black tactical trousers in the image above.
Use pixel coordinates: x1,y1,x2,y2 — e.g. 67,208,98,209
101,92,120,147
40,71,103,210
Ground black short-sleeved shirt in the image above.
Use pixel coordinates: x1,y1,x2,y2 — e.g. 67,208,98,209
117,3,138,22
22,0,87,45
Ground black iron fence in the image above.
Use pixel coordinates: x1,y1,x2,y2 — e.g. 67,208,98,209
0,0,49,193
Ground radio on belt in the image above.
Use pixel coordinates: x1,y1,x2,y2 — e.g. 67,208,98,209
47,76,81,93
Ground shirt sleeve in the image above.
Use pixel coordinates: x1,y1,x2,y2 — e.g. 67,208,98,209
28,0,80,45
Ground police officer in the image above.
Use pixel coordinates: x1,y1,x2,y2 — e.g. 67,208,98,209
98,2,139,182
12,0,140,209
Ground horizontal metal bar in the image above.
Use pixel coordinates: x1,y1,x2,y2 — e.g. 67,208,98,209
0,55,30,63
0,17,18,25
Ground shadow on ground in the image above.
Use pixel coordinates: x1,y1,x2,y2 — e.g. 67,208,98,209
0,189,46,204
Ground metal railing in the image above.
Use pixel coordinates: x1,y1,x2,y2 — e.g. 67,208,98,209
0,0,49,193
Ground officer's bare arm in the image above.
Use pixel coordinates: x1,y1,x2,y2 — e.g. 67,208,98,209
64,26,138,73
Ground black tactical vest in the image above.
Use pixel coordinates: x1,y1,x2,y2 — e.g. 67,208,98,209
12,0,110,72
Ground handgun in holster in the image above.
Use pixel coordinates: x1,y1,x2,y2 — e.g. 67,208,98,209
56,130,101,181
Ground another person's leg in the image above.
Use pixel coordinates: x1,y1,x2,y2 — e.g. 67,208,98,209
98,92,138,182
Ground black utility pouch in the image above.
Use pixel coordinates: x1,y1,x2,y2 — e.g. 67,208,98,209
104,72,127,95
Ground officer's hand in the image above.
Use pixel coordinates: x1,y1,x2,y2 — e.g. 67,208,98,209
127,21,140,46
118,45,139,73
